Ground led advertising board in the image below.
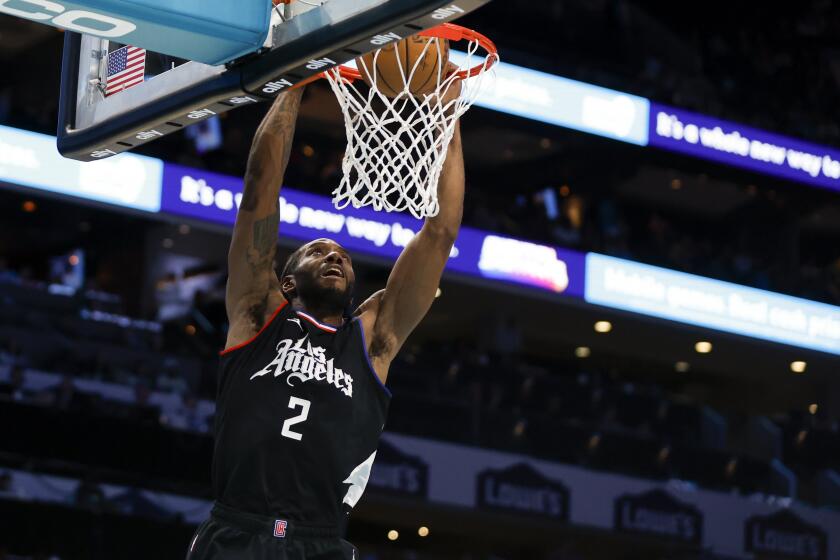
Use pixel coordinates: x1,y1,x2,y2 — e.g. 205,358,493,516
585,253,840,355
0,124,162,212
450,50,650,145
160,163,586,298
649,103,840,194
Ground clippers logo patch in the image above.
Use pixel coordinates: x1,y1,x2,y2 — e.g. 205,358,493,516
274,519,287,538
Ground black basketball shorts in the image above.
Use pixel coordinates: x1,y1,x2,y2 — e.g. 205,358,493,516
186,502,358,560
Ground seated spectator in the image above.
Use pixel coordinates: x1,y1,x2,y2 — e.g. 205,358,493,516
0,365,31,403
0,470,27,500
0,340,29,369
74,475,108,512
112,381,161,425
163,392,208,433
0,257,20,284
42,374,89,412
111,362,139,387
492,315,522,366
157,368,189,395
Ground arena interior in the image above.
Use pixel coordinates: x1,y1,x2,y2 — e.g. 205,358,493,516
1,1,840,559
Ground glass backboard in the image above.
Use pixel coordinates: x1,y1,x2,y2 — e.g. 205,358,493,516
56,0,490,162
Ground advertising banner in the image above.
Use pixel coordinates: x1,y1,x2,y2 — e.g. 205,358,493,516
160,163,587,297
614,489,703,545
649,103,840,194
744,510,827,560
368,439,429,499
0,125,162,212
476,462,570,521
381,433,840,559
2,396,838,560
585,253,840,355
449,51,649,145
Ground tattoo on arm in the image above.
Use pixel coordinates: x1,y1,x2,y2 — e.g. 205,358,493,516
252,210,280,258
239,169,262,212
240,90,304,213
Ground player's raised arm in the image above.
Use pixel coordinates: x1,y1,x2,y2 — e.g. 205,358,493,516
225,89,303,337
366,82,465,371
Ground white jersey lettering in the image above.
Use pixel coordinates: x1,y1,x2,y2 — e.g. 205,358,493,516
250,334,353,398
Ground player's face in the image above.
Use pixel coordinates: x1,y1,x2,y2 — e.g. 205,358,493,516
292,239,355,309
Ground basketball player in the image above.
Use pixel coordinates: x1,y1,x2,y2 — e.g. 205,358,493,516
187,77,464,559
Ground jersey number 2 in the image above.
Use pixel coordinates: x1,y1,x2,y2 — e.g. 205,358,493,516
281,396,311,441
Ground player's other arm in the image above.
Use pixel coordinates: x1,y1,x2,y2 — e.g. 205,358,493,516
366,102,464,377
225,89,303,347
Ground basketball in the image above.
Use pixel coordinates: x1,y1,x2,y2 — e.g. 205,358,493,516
358,35,450,98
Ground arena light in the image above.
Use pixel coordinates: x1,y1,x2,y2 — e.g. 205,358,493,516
695,341,713,354
574,346,591,358
809,403,818,415
418,526,430,537
387,530,399,541
724,458,738,478
791,361,807,374
594,320,612,333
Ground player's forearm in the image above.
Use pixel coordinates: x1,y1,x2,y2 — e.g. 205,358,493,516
239,89,304,215
425,121,464,240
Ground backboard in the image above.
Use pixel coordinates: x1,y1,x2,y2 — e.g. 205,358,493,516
57,0,491,161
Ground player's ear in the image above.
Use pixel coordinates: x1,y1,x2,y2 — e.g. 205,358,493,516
282,276,296,300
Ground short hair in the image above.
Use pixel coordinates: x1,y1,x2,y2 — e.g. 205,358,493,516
279,244,306,282
277,242,314,302
277,239,342,281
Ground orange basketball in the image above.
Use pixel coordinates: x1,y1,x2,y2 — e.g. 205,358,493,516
358,35,450,98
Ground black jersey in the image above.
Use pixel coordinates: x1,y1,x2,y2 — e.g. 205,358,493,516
212,300,391,526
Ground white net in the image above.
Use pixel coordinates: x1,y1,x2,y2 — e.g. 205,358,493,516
324,34,497,219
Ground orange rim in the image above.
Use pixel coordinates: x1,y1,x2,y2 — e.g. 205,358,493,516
327,23,497,84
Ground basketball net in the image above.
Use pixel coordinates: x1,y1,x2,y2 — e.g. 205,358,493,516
324,26,498,219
